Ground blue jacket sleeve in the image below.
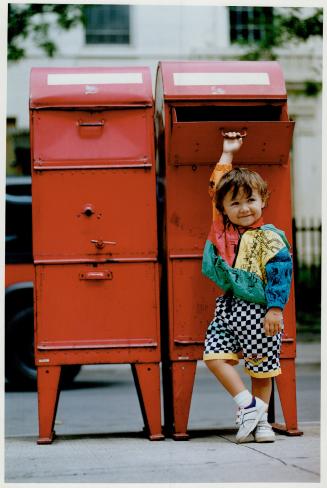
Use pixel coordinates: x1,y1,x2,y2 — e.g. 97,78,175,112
265,247,293,310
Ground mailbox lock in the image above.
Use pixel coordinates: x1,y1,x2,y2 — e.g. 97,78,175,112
91,239,117,249
83,204,95,217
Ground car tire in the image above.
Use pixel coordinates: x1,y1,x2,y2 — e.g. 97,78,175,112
5,306,81,390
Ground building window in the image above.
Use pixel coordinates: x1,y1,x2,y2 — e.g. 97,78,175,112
85,5,130,45
229,7,274,43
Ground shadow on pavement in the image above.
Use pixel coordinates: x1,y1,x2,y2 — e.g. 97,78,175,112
5,379,127,393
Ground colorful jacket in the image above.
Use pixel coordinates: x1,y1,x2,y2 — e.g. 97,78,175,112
202,162,293,310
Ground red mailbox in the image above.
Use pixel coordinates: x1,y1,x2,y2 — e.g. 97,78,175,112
30,67,163,443
155,60,301,439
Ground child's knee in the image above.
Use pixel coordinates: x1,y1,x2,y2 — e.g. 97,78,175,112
251,376,271,386
205,358,232,371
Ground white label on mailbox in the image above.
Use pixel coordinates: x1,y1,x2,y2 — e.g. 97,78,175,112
173,72,270,86
47,73,143,85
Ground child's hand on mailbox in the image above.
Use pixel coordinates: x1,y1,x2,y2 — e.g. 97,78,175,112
263,308,284,336
222,131,243,154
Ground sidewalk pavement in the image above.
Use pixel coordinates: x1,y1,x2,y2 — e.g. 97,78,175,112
295,340,321,365
5,341,322,483
5,423,321,483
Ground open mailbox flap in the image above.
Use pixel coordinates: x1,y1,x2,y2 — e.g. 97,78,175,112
158,61,294,165
170,119,295,165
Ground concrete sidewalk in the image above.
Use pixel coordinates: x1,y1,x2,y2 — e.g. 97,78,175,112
5,341,322,483
5,423,320,483
295,340,321,365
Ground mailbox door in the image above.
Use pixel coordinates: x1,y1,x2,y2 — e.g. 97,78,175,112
170,120,295,165
32,108,153,167
35,262,160,350
32,169,157,261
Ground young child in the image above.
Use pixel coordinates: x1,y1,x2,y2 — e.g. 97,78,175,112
202,131,293,443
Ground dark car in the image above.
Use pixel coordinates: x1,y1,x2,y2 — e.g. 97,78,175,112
5,175,81,388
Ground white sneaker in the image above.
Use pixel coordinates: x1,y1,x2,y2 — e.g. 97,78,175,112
254,413,276,442
235,396,268,443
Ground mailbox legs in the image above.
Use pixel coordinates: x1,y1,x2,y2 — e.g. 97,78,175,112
131,363,165,440
273,358,303,436
37,365,62,444
171,360,197,440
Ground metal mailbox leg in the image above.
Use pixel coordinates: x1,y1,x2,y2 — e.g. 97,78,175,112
131,363,165,441
267,378,276,424
273,358,303,436
171,360,197,440
37,365,62,444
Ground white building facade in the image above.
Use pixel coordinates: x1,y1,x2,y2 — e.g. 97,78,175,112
6,5,322,236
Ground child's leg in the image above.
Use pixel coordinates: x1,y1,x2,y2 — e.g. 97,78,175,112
251,377,275,442
206,358,268,443
251,376,272,404
206,359,246,397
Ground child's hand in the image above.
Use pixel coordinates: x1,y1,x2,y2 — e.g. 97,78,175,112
263,308,284,336
222,132,243,154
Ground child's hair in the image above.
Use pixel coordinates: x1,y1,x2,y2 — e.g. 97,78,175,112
215,167,270,222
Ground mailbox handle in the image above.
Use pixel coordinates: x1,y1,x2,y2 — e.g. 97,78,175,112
78,120,105,127
220,129,247,138
79,271,113,280
91,239,117,249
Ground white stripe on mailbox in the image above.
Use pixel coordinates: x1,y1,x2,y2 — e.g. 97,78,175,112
47,73,143,85
173,72,270,86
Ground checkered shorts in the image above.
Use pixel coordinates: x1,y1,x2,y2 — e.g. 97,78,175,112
203,295,282,378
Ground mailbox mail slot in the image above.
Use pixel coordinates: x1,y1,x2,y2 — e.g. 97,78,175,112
32,109,152,167
156,61,294,166
30,67,154,169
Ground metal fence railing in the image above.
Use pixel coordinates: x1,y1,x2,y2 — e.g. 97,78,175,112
292,218,322,268
292,218,321,334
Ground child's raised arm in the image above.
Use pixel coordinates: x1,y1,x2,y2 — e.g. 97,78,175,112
208,132,244,221
208,131,243,197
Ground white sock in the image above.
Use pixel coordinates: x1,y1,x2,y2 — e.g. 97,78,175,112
233,390,253,409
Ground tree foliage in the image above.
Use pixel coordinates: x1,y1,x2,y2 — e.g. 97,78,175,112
234,7,323,61
233,7,323,96
8,5,323,77
8,4,85,61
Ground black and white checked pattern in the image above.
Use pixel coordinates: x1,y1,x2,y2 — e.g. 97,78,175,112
204,295,282,377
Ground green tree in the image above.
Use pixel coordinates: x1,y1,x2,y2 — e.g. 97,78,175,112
8,4,85,61
233,7,323,95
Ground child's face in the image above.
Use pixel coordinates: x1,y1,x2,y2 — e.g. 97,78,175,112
222,187,265,227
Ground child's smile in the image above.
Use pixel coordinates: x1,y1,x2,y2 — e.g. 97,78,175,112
222,188,265,228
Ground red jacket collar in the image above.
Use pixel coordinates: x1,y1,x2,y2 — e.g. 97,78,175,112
227,216,264,234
